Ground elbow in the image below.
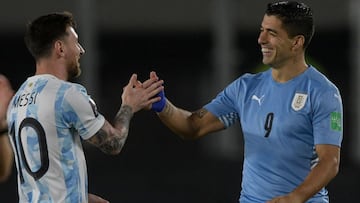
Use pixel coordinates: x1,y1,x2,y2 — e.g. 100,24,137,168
110,140,126,155
102,146,122,155
317,145,341,179
322,155,341,180
100,138,126,155
332,156,341,177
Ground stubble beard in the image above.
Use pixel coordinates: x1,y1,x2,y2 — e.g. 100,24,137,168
68,63,81,80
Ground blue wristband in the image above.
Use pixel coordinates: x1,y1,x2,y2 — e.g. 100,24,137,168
151,89,166,112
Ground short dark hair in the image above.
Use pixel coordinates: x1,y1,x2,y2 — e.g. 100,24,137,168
24,11,76,60
266,1,315,49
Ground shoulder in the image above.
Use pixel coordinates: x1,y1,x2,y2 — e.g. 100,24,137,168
305,66,342,108
306,66,340,93
229,69,270,89
306,66,336,86
36,77,90,106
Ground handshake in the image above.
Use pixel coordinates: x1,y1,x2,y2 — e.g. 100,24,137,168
123,71,166,113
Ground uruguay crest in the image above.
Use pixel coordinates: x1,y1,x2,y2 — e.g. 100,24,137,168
291,93,307,111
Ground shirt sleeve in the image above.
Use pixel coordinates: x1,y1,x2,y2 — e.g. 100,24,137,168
312,86,343,147
204,80,240,128
62,84,105,140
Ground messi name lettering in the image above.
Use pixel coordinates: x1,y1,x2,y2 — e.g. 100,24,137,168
13,92,39,107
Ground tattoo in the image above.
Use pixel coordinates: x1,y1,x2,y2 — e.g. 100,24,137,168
100,136,123,154
94,128,107,144
115,105,133,125
194,108,208,118
94,128,123,154
94,105,133,154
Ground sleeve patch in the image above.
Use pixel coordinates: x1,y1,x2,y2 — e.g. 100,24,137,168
330,112,342,131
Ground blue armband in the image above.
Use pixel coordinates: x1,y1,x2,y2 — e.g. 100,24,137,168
151,89,166,112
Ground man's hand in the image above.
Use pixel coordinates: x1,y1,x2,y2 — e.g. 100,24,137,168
121,72,164,113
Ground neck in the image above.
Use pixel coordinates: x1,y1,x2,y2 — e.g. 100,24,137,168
35,59,68,81
271,54,308,83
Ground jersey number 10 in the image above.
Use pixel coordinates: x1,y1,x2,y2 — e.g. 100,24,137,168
9,117,49,183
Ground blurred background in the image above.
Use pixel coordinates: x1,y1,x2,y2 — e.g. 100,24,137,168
1,0,359,202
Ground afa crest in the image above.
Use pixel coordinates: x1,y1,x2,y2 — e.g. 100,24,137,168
291,93,307,111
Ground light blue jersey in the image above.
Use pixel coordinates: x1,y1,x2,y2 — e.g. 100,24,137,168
7,74,105,203
204,66,343,203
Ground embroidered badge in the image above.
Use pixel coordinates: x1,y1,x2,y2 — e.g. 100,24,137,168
291,93,307,111
330,112,342,131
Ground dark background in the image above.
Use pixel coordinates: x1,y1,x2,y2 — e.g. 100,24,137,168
1,0,359,202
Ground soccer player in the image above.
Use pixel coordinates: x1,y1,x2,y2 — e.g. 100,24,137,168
151,1,343,202
6,12,163,203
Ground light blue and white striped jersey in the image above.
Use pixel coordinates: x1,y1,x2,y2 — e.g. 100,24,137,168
7,74,105,203
204,66,343,203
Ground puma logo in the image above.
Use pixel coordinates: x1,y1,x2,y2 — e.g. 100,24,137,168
252,94,264,105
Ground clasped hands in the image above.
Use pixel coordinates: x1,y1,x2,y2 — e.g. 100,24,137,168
122,71,166,113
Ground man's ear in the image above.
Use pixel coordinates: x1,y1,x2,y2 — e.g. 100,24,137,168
54,40,65,56
292,35,305,51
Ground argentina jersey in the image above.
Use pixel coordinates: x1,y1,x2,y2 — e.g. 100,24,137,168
204,66,343,203
7,74,105,203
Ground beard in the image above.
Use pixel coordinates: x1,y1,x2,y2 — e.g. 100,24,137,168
67,62,81,80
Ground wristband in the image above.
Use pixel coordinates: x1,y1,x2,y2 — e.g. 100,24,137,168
151,89,166,112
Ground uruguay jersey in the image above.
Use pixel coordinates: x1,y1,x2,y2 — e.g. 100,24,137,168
204,66,343,203
7,74,105,203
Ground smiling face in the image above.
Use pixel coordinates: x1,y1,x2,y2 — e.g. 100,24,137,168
258,14,297,69
61,26,85,79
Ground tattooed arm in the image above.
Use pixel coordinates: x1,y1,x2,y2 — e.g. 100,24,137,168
146,71,224,140
87,73,164,154
87,105,133,154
